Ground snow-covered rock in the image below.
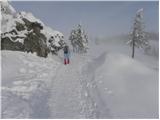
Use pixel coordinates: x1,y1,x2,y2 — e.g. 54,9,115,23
1,1,65,57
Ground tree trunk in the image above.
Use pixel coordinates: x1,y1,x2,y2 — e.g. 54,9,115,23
132,39,135,58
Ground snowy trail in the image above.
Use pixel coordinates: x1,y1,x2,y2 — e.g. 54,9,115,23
2,51,110,118
81,52,112,118
49,63,83,118
48,53,111,118
48,55,95,118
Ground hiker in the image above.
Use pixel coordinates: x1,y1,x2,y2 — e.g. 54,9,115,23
63,45,70,65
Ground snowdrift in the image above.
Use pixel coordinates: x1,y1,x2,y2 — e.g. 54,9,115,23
94,53,158,118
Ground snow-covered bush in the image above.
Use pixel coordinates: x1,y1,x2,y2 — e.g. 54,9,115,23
47,31,66,54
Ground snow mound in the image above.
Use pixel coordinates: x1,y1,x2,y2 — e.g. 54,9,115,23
95,53,158,118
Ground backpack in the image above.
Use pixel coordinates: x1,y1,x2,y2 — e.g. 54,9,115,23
64,46,68,53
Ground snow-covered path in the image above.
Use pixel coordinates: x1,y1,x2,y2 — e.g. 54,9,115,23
49,60,83,118
48,55,99,118
1,51,110,119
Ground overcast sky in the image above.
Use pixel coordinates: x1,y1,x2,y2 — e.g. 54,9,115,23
11,1,159,39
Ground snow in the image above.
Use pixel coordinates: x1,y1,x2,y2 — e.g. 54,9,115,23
1,1,64,49
15,10,65,47
18,11,43,24
2,28,28,44
137,8,143,14
1,14,16,33
94,53,158,118
19,68,27,74
1,5,158,117
89,38,158,118
1,38,158,119
2,50,103,118
41,26,64,47
1,51,60,118
1,1,18,33
1,11,28,44
1,0,16,15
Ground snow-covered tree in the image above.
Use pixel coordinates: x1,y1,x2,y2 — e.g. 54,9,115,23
69,24,89,53
128,8,150,58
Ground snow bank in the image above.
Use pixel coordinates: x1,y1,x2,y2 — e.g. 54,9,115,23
94,37,159,71
1,51,60,118
94,53,158,118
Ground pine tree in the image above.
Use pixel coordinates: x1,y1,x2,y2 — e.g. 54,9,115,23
128,8,149,58
69,24,89,53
